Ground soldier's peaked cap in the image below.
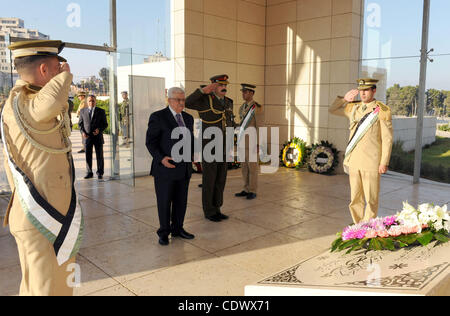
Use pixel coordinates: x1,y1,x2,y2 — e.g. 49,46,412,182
210,74,229,84
8,40,67,62
357,78,379,90
240,83,256,92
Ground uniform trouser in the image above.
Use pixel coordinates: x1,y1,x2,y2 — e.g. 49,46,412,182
242,162,259,193
201,162,228,217
154,176,190,238
85,137,104,176
121,123,129,139
348,167,381,224
9,198,75,296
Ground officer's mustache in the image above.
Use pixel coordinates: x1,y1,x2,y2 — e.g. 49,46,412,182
221,89,227,93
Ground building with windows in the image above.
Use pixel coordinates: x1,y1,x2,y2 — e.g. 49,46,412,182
0,18,49,88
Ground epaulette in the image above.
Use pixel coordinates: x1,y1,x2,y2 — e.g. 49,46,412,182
376,101,389,112
376,101,392,121
255,102,262,108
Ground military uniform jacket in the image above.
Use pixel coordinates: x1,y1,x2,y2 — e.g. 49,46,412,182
2,72,73,224
329,97,394,172
238,100,264,149
186,88,235,134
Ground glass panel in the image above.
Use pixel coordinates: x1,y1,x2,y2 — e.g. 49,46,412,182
0,0,109,46
115,48,135,186
362,0,423,60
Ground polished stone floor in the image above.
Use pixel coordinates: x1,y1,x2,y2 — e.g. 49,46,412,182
0,134,449,296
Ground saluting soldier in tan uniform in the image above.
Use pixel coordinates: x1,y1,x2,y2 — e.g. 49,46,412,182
329,78,394,224
235,84,264,200
2,40,83,296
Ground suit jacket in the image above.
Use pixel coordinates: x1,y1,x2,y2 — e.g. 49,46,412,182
78,107,108,143
146,107,194,180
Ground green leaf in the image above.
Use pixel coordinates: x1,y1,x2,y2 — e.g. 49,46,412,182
379,238,396,251
346,244,363,254
397,234,418,245
396,240,409,248
369,238,383,251
434,233,450,243
338,239,360,251
417,231,434,246
331,238,343,252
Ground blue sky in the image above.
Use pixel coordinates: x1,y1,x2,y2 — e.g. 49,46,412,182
0,0,170,80
1,0,449,90
362,0,450,90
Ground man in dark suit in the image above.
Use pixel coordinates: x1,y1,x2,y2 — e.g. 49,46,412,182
78,95,108,180
146,87,195,246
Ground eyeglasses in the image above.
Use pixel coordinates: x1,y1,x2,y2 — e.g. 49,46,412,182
169,98,186,103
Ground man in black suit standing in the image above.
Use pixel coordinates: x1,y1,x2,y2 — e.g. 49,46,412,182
146,87,195,246
78,95,108,180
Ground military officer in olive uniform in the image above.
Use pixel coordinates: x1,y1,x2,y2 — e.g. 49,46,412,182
120,91,131,147
185,75,236,222
235,84,264,200
2,40,83,296
329,78,394,224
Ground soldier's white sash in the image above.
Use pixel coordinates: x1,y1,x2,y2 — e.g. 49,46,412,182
1,112,83,266
237,103,256,145
345,106,380,159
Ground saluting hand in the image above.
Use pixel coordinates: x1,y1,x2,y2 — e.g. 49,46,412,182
60,62,71,74
162,156,176,169
344,89,359,103
202,83,219,94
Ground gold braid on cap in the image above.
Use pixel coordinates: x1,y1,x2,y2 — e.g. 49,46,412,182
13,93,72,154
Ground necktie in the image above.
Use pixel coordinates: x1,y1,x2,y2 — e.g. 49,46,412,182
176,114,185,127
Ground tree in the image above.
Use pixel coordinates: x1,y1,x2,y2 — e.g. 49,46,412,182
387,84,418,116
441,91,450,117
426,89,445,116
99,68,109,94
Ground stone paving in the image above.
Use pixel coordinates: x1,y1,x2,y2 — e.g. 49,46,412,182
0,134,449,296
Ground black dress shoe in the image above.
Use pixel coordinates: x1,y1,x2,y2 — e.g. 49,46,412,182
98,175,103,180
217,212,229,220
78,149,85,153
247,193,257,200
159,236,169,246
205,214,222,222
235,191,248,197
84,173,94,179
172,229,195,240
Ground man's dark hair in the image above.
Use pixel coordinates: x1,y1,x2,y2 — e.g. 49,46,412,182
14,55,53,72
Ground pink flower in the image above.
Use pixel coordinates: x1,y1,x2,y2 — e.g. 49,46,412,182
377,230,390,238
342,226,367,241
388,226,403,237
365,229,378,239
401,226,419,235
383,216,397,227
